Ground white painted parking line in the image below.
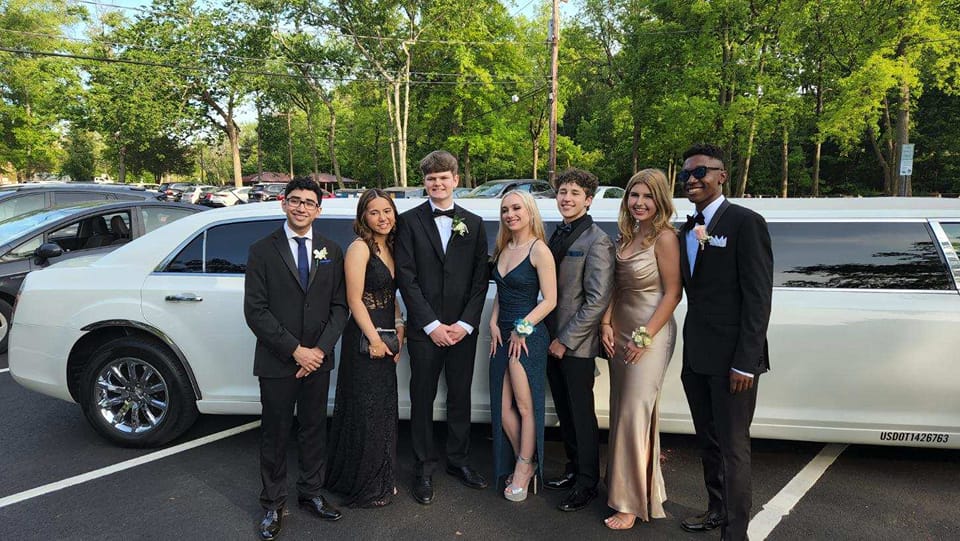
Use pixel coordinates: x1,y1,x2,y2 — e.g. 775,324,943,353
748,443,847,540
0,368,9,374
0,420,260,509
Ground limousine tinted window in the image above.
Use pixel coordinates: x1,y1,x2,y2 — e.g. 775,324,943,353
164,234,203,273
770,222,951,290
205,220,284,273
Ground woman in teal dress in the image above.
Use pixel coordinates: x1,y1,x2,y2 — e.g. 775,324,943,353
488,190,557,501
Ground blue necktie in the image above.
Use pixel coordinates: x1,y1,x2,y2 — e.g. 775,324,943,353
295,237,309,289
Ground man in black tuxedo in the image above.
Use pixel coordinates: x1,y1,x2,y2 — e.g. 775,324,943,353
677,144,773,541
544,168,615,511
244,178,349,540
395,150,490,504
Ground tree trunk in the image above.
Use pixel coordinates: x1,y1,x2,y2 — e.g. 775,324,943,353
882,96,896,194
307,104,318,180
324,100,344,190
462,141,472,188
227,121,243,188
811,142,822,197
631,114,640,175
781,124,789,198
256,98,263,180
286,112,294,178
737,43,767,198
118,145,127,184
865,124,891,194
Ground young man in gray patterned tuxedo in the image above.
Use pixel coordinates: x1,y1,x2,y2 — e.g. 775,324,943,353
544,168,616,512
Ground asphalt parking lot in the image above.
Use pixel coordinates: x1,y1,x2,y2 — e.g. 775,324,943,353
2,352,958,540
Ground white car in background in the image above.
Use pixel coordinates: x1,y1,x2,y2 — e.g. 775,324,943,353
9,198,960,448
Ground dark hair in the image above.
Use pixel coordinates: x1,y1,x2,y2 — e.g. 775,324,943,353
682,143,725,166
284,177,323,202
419,150,458,176
353,188,397,254
555,168,599,197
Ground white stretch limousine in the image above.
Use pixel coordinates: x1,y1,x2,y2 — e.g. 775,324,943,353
9,197,960,448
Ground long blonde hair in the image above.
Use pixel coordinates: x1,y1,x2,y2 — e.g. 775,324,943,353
493,190,547,260
618,168,676,249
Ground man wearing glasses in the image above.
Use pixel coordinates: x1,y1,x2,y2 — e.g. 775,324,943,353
244,178,349,540
677,144,773,541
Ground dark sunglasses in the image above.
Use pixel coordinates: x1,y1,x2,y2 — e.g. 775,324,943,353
678,166,724,183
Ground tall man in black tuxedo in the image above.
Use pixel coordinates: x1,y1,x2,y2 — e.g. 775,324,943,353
395,150,490,505
244,178,349,540
678,144,773,541
544,168,615,512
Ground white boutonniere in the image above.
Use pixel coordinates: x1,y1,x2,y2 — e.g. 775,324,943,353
313,247,329,263
452,215,468,237
693,225,712,250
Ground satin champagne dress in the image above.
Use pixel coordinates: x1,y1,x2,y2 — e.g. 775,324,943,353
606,240,676,521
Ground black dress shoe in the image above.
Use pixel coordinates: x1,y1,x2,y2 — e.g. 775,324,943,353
445,464,488,489
557,486,598,512
258,509,283,541
681,510,726,532
413,475,434,505
545,472,577,491
297,495,342,521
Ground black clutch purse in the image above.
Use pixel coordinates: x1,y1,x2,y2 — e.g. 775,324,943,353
359,328,400,355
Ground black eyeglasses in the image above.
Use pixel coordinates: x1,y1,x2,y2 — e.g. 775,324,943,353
678,166,724,183
285,196,319,210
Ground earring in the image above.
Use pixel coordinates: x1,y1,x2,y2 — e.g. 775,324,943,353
632,219,640,232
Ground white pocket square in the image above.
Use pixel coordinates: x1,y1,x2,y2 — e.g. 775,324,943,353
708,236,727,248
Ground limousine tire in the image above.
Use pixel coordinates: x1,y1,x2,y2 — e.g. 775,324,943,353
79,338,199,447
0,298,11,354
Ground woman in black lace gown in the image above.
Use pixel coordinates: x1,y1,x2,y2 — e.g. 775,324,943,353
325,189,405,508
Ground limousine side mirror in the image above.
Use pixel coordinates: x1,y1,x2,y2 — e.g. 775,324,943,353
34,242,63,262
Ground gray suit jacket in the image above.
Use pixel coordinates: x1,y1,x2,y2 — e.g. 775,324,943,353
546,223,616,358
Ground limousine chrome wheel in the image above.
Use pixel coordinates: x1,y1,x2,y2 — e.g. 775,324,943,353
80,337,198,447
94,357,169,434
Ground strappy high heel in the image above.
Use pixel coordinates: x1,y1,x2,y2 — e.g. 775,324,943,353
504,455,538,502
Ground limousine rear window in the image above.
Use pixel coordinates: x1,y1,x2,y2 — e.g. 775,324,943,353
771,222,951,290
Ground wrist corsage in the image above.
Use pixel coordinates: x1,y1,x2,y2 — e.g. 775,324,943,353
631,327,653,348
514,318,534,337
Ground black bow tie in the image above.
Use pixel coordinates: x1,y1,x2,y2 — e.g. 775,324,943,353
432,208,456,219
556,222,573,234
686,213,705,228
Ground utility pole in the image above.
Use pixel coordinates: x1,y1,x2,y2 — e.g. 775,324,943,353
548,0,560,185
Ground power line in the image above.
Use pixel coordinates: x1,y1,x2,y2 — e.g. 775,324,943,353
0,45,540,86
0,28,545,81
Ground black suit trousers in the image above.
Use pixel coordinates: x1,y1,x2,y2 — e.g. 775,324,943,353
407,334,479,476
258,371,331,510
546,354,600,488
681,371,759,541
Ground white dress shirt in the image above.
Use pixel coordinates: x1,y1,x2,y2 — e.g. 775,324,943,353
283,222,313,267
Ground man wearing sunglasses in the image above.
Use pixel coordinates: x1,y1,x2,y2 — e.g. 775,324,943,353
677,144,773,541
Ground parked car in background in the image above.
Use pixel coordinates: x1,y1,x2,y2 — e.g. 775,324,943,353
594,185,625,200
453,187,473,198
247,183,287,202
182,185,218,205
383,186,425,199
0,183,158,222
462,179,556,199
0,200,204,353
201,186,251,207
157,182,199,202
10,198,960,449
334,188,367,198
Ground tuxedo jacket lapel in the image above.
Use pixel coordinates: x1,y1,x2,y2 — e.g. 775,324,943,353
307,222,322,289
271,230,303,290
417,202,446,261
679,226,693,282
707,199,731,235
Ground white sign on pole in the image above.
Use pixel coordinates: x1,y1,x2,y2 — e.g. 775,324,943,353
899,143,915,176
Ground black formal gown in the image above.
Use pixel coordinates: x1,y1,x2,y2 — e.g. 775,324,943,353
324,254,398,507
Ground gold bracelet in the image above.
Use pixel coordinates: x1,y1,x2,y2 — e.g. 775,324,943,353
600,322,612,326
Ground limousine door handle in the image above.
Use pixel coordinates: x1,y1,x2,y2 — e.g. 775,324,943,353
165,293,203,302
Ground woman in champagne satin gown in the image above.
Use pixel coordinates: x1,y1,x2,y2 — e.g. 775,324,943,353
600,169,682,530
